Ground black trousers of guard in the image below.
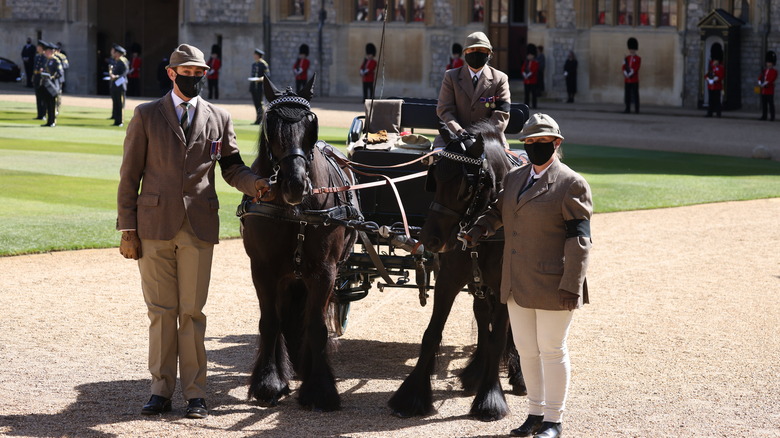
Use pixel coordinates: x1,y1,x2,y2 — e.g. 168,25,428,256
111,85,125,125
251,85,264,123
707,89,722,117
761,94,775,121
524,83,538,109
208,78,219,100
624,82,639,113
34,84,46,119
43,92,57,126
362,82,374,101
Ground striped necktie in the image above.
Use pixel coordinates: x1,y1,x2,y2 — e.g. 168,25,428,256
180,102,191,136
518,176,538,199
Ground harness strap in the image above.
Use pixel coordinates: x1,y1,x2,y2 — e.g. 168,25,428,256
470,250,483,294
236,199,363,227
358,231,396,286
293,221,306,279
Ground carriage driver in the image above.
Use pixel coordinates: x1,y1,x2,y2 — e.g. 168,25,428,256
436,31,511,148
117,43,270,419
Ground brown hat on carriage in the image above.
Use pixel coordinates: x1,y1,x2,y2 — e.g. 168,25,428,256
299,44,310,56
365,43,377,56
627,37,638,51
767,51,777,66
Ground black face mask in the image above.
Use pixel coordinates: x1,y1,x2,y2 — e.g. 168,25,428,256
524,141,556,165
464,52,489,70
175,74,205,98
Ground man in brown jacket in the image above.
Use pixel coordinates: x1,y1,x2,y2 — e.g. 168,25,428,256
436,31,511,147
117,44,267,419
465,114,592,438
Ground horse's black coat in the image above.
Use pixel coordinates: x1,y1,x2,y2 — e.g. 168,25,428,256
389,121,526,421
242,74,359,411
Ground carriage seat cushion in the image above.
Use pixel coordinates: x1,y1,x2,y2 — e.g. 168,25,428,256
364,99,403,134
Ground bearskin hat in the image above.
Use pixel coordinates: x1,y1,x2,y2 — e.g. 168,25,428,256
366,43,377,56
710,43,723,62
299,44,310,56
767,51,777,65
451,43,463,56
526,43,538,57
627,37,638,51
211,44,221,56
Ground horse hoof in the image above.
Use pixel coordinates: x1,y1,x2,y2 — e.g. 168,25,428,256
470,411,505,422
511,383,527,396
391,409,415,419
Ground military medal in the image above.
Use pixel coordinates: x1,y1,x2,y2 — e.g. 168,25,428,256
480,96,498,109
210,140,222,161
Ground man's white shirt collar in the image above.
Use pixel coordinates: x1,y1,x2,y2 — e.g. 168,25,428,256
171,93,199,118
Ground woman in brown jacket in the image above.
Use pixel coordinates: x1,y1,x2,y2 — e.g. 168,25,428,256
464,113,592,438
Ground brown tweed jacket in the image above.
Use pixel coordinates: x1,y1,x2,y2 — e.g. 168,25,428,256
117,92,259,244
436,64,511,146
474,159,592,310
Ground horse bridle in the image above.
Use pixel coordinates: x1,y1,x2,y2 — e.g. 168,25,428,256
428,145,492,237
263,95,317,185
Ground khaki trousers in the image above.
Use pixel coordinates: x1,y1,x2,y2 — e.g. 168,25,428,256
139,218,213,400
508,299,574,423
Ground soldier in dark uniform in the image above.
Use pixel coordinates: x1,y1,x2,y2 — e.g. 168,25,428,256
54,43,70,114
40,42,64,127
249,48,270,125
21,38,36,88
33,41,47,120
109,44,129,127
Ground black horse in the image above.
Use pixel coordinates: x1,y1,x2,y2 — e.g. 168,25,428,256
240,74,360,411
388,121,525,421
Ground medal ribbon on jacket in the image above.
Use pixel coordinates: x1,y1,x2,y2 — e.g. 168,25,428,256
210,140,222,161
479,96,498,109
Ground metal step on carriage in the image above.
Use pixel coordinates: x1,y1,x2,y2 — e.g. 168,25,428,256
332,97,530,335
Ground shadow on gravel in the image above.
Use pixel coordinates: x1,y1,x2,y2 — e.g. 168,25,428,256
0,335,484,436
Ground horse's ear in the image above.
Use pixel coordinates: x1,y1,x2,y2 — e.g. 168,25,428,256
467,133,485,158
438,121,458,145
297,72,317,101
263,74,283,103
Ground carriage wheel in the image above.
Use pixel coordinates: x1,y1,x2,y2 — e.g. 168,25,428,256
334,301,351,337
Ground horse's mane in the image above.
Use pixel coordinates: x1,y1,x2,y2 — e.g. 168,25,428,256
461,120,515,192
252,104,319,177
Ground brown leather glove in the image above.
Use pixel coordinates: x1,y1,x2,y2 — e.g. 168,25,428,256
458,225,486,249
366,130,388,144
255,178,275,202
559,290,579,311
119,230,142,260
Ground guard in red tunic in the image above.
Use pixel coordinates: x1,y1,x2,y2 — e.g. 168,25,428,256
360,43,377,101
206,45,221,100
522,43,539,109
705,55,725,118
446,43,464,70
623,37,641,113
758,51,777,121
293,44,310,93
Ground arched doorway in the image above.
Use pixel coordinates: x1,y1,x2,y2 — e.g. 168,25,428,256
96,0,179,97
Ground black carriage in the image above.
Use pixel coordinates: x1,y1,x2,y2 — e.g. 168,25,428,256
333,97,530,335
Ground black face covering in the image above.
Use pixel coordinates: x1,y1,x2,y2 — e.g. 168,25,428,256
464,52,489,70
524,141,556,165
175,74,205,98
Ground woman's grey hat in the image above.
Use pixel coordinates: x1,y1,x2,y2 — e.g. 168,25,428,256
167,44,209,69
519,113,564,141
464,32,492,51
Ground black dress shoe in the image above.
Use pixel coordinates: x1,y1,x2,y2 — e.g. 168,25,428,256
510,414,544,437
533,422,562,438
185,398,208,419
141,395,171,415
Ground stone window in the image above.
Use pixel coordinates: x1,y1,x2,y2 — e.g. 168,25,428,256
471,0,486,23
731,0,749,23
532,0,548,24
597,0,678,27
355,0,426,22
281,0,306,19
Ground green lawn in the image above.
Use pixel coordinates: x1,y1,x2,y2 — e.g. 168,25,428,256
1,100,779,256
